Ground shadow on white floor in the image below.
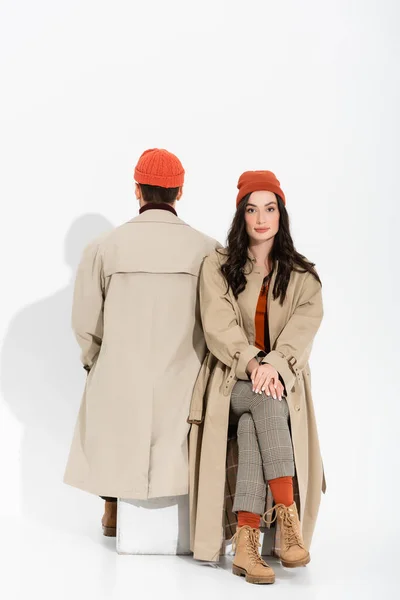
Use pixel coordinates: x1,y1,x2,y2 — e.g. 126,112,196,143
3,515,395,600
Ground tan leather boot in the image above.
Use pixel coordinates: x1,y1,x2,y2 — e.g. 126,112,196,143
101,500,117,537
231,526,275,584
263,502,310,568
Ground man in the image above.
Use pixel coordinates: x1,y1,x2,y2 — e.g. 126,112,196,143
64,148,220,536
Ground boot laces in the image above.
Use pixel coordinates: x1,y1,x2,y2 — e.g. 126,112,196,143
230,526,270,568
262,504,304,550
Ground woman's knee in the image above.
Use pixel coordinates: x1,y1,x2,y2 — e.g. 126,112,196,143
230,379,254,414
251,392,289,418
237,412,256,435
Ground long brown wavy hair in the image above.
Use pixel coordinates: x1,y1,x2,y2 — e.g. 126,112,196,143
219,194,321,304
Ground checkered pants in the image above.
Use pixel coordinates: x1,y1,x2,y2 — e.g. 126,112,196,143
229,379,295,515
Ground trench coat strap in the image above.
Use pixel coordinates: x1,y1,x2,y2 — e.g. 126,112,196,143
222,351,240,397
187,351,212,424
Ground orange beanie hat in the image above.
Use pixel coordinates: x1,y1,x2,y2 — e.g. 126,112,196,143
236,170,286,206
134,148,185,188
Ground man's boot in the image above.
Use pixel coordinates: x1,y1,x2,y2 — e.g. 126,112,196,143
101,500,117,537
263,502,310,568
231,525,275,584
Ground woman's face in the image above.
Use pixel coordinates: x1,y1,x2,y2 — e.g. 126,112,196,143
244,191,280,244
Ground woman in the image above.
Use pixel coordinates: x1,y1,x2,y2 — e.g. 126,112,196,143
187,170,325,585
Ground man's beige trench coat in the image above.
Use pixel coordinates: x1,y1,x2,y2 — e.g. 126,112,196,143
64,208,219,499
187,249,326,562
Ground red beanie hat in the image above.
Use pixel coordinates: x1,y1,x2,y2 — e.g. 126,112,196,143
236,170,286,206
134,148,185,188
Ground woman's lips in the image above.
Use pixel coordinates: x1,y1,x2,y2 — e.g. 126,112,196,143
254,227,270,233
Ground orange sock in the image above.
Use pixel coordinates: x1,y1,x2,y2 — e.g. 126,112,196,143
237,511,261,529
268,476,294,507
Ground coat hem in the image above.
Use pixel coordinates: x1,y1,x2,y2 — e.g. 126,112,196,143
192,551,221,563
64,478,189,500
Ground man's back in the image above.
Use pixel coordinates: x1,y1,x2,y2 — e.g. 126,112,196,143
64,207,220,499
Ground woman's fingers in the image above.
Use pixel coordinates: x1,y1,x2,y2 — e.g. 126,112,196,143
252,368,264,392
257,374,274,395
250,367,259,390
273,381,281,401
260,375,269,394
252,365,281,396
260,375,273,396
261,377,281,400
253,368,268,393
266,379,278,399
261,373,274,394
276,380,285,401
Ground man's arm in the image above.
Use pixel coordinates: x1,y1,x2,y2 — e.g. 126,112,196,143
72,240,105,372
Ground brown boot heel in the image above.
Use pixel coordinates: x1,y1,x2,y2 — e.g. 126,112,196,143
232,564,246,578
281,552,310,568
263,503,310,569
102,525,116,537
232,564,275,585
246,574,275,585
101,500,117,537
231,526,275,585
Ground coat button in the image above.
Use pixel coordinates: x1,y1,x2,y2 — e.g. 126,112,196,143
295,405,300,411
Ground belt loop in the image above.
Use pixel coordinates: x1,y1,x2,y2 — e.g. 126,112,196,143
223,352,239,396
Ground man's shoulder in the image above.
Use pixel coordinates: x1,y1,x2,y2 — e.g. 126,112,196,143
203,246,228,266
184,225,222,253
85,217,222,262
81,228,115,257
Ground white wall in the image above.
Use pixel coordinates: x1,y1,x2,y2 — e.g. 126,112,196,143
0,0,398,594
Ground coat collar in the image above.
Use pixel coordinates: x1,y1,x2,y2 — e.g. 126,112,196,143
246,247,278,276
127,209,188,226
139,202,177,216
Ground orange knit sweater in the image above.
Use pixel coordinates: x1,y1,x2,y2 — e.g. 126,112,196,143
254,277,269,351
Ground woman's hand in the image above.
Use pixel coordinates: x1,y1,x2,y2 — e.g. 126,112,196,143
251,363,283,401
246,358,259,377
272,379,285,401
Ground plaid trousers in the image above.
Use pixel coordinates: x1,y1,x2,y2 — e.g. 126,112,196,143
229,379,295,515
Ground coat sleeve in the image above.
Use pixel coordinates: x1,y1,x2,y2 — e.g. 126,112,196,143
199,253,260,380
261,272,323,392
71,240,105,372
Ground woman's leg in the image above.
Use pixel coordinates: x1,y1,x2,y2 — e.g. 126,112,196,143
232,412,266,518
230,380,294,483
230,381,309,567
229,411,275,583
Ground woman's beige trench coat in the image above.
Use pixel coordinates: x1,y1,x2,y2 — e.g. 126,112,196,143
188,249,326,562
63,209,219,499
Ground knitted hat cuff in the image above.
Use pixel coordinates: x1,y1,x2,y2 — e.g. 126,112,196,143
134,168,184,188
236,181,286,206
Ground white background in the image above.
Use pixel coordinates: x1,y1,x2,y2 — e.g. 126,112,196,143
0,1,398,598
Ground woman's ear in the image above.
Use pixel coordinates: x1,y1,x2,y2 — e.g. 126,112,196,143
176,187,183,201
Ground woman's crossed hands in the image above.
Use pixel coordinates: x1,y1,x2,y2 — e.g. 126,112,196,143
246,358,284,401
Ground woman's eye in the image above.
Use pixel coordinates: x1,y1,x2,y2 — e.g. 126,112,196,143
267,207,275,212
246,208,255,213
